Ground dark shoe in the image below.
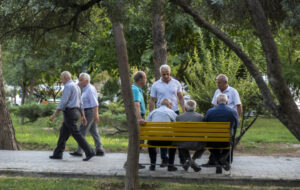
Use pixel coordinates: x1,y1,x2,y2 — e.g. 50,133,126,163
216,165,222,174
83,153,95,161
69,152,83,157
222,163,230,171
183,161,191,171
191,161,201,172
168,165,178,172
49,155,62,160
160,160,168,168
139,164,145,169
149,165,156,171
96,149,105,156
202,160,218,167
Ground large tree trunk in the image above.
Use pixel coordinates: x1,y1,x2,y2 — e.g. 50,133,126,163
110,1,140,189
171,0,300,140
152,0,168,80
246,0,300,140
0,44,19,150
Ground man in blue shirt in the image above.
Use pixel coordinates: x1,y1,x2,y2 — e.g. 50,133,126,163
49,71,94,161
203,94,239,170
70,73,104,157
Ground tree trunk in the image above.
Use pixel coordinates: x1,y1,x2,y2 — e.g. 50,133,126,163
110,2,140,189
246,0,300,139
171,0,300,141
0,44,19,150
152,0,168,80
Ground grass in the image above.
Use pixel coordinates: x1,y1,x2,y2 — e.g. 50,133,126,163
12,114,300,153
0,176,297,190
12,115,128,152
239,117,299,144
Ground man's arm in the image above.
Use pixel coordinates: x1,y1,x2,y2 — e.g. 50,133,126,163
149,96,157,112
50,109,61,122
236,104,243,118
134,102,144,125
177,92,185,112
93,106,99,124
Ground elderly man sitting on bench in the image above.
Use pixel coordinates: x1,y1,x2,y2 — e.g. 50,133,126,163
146,98,178,172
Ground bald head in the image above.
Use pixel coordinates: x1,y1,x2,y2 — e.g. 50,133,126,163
160,98,172,109
133,71,147,87
185,100,197,112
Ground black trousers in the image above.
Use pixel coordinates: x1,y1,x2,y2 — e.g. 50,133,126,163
207,142,231,164
53,108,94,157
148,141,176,165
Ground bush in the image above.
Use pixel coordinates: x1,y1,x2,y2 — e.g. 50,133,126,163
15,103,56,122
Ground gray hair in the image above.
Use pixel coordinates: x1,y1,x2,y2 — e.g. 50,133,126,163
185,100,197,112
79,73,91,83
216,74,228,83
217,94,228,104
61,71,72,80
160,98,171,106
159,64,171,73
133,71,145,83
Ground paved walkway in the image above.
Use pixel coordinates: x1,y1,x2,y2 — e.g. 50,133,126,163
0,150,300,185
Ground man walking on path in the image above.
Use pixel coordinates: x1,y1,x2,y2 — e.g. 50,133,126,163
49,71,95,161
149,64,186,166
70,73,105,157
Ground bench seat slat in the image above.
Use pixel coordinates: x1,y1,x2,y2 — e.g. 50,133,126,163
140,144,230,149
140,132,230,137
143,122,230,129
140,136,230,142
140,127,230,133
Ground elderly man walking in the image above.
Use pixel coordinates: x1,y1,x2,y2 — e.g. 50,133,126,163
204,94,239,170
146,98,178,172
149,64,186,166
70,73,104,157
175,100,205,172
49,71,94,161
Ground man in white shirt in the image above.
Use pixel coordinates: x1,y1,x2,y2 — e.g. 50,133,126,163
149,64,186,166
146,98,178,172
211,74,242,117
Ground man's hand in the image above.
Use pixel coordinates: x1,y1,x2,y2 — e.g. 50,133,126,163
138,119,145,126
82,116,87,126
94,114,99,124
50,114,56,122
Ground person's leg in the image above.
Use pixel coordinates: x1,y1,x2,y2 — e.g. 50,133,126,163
66,109,94,159
180,149,192,171
72,109,93,155
178,149,186,165
148,147,157,170
160,148,168,166
167,148,177,171
89,122,104,155
52,121,71,158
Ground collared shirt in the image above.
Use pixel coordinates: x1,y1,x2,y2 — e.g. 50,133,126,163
132,84,145,115
82,84,99,109
211,86,241,111
57,80,82,111
150,77,182,111
146,105,177,122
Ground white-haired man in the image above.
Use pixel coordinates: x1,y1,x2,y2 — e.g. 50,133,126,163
149,64,186,166
50,71,94,161
175,100,205,172
146,98,178,172
203,94,239,170
212,74,242,117
70,73,104,157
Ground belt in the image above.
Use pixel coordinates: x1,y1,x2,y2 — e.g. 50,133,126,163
84,107,93,111
65,107,79,111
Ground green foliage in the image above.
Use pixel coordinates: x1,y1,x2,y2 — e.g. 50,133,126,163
99,102,127,130
15,103,56,122
186,31,264,116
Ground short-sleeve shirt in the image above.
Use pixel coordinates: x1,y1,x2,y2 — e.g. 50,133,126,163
211,86,241,111
132,84,145,115
150,78,182,111
82,84,99,109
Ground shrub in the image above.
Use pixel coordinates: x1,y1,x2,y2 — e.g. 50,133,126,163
15,103,56,122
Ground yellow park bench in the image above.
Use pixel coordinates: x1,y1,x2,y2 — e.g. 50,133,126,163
139,121,232,174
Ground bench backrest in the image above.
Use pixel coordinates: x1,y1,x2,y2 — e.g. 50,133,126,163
140,122,231,142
